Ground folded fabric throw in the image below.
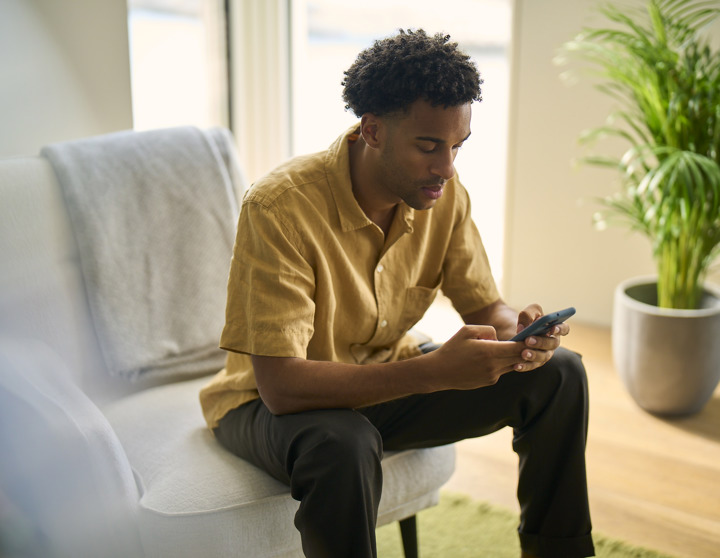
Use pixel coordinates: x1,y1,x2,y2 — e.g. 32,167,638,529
42,127,243,381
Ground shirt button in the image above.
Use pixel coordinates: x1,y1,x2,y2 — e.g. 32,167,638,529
380,319,388,328
376,264,384,273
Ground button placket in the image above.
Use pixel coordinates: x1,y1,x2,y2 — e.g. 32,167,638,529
374,259,389,337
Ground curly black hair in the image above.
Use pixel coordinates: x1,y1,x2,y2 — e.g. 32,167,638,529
341,29,483,117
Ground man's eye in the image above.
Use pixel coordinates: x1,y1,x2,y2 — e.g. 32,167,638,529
418,144,437,153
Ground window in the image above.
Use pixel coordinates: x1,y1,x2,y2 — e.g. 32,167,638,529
127,0,229,131
290,0,512,280
126,0,511,281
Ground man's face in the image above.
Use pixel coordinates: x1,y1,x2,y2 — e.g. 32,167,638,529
375,100,472,211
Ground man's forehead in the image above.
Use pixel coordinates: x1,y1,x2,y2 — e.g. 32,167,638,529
400,101,473,141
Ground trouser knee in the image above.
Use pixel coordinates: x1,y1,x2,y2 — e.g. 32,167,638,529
294,409,382,462
513,347,589,434
547,348,588,424
548,347,589,407
289,409,383,498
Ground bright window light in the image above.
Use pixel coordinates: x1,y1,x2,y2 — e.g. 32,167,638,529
290,0,512,282
127,0,228,131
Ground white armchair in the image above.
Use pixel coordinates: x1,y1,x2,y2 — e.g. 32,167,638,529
0,128,455,558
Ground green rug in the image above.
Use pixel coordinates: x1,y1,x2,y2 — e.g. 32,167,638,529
377,493,676,558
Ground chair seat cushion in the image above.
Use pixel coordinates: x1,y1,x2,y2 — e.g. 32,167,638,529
103,377,455,558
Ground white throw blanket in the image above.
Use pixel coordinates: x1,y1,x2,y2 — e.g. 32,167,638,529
41,127,242,381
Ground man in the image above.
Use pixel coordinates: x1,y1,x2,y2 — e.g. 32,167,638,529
200,29,594,558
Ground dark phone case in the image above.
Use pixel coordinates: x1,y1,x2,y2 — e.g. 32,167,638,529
510,307,576,342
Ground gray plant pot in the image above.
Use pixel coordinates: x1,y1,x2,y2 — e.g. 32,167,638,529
612,276,720,416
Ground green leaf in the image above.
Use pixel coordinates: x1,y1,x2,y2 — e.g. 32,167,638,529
558,0,720,308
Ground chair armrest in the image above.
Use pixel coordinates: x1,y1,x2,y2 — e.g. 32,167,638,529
0,338,143,558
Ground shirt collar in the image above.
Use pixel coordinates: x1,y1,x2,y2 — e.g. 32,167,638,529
325,125,415,234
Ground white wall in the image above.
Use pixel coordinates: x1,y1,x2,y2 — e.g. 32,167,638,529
0,0,133,158
503,0,720,326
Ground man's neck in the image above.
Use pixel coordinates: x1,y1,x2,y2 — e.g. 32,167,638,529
348,136,399,235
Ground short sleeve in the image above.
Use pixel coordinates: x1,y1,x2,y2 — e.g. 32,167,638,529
440,185,500,315
220,199,316,358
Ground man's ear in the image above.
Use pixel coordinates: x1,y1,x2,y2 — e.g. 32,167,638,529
359,113,383,149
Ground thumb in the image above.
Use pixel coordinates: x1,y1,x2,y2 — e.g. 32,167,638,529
458,324,498,341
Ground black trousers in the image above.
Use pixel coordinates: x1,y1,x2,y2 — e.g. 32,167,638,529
214,348,595,558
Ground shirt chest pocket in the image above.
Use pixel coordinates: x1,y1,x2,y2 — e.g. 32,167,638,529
397,273,443,334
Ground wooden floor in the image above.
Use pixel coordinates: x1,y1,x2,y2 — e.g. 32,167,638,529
439,321,720,558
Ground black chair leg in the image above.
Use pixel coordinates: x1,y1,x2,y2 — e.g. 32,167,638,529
398,515,418,558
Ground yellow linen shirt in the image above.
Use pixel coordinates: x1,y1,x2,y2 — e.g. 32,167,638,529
199,126,500,429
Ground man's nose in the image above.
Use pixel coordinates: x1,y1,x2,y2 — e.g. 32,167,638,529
430,149,456,180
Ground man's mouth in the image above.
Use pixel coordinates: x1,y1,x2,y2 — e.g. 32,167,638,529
421,182,445,200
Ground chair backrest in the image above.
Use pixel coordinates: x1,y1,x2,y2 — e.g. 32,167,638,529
0,127,246,403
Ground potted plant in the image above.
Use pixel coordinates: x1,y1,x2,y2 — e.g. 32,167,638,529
560,0,720,415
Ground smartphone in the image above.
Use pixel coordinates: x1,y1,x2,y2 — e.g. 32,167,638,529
510,307,576,342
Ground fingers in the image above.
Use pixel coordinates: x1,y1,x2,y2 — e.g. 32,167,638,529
524,330,562,350
512,333,559,371
439,326,530,387
511,318,561,371
459,323,555,372
455,324,498,341
517,304,543,326
512,346,555,372
515,303,544,336
441,323,559,385
520,319,570,351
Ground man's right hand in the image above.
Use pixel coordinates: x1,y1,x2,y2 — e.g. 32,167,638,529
425,324,531,390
